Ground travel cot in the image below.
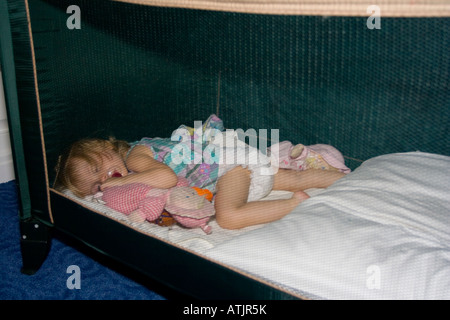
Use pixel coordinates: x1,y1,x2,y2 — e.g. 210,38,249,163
1,0,449,299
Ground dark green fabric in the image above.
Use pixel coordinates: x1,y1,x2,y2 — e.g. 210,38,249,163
2,0,41,220
26,0,449,180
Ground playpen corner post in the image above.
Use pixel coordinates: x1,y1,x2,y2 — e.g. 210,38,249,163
19,217,52,275
2,0,54,275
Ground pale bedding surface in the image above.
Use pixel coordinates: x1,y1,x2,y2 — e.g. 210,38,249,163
65,151,450,299
65,185,319,253
205,152,450,299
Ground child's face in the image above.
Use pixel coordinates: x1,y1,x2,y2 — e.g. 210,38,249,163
71,149,128,196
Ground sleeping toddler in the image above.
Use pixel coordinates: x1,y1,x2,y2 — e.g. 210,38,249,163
54,115,348,229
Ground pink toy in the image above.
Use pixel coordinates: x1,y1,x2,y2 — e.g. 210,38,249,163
165,187,215,234
274,141,351,173
101,178,215,234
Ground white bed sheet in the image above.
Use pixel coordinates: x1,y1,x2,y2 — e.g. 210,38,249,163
204,152,450,299
65,183,308,253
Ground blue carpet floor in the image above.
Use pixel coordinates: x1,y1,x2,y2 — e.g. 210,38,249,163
0,180,175,300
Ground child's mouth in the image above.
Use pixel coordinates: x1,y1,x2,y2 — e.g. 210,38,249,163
108,170,122,178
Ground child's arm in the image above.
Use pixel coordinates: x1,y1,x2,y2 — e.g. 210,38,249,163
101,145,178,190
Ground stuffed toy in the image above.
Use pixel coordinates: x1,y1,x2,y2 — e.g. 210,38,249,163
165,186,215,234
153,210,177,227
272,141,351,173
101,178,215,234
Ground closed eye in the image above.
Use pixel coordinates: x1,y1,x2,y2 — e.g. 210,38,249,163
91,183,102,194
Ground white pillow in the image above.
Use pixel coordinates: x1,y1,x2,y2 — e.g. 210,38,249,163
206,152,450,299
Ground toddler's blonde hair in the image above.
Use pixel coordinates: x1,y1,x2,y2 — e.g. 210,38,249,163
54,137,130,197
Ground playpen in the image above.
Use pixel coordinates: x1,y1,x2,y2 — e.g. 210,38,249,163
1,0,449,299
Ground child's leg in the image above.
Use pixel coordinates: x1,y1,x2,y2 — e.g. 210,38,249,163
214,166,309,230
273,168,346,192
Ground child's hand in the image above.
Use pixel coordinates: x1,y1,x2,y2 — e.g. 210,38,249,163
100,177,124,190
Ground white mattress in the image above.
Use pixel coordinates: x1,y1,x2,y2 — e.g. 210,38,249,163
66,151,450,299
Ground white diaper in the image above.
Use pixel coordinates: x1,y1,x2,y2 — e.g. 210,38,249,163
210,134,275,202
246,163,275,202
